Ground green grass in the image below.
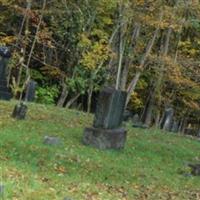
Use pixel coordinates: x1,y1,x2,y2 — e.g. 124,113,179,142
0,100,200,200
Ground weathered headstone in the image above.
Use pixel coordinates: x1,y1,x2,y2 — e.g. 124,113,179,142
12,102,28,120
185,128,199,137
123,110,133,121
171,120,179,133
132,114,140,124
188,163,200,176
24,80,37,102
83,87,127,150
93,87,127,129
0,46,12,100
160,108,174,131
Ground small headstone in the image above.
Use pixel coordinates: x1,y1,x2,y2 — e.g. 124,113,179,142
160,108,174,131
12,102,28,120
188,163,200,176
185,128,198,136
171,120,179,133
83,87,127,150
123,110,133,121
0,46,12,100
24,80,37,102
43,136,61,146
132,114,140,124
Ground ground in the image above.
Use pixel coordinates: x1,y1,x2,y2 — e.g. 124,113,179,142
0,101,200,200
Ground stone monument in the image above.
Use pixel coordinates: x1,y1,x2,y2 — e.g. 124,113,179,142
160,108,174,131
0,46,12,100
24,80,37,102
83,87,127,150
12,102,28,120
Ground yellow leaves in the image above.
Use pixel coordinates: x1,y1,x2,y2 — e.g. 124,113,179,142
41,65,65,79
178,40,200,58
78,33,92,49
129,92,143,110
80,41,110,70
0,35,16,45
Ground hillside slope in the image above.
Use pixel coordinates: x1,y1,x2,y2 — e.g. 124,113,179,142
0,101,200,200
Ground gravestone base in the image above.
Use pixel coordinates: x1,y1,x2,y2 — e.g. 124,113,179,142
83,127,127,150
12,102,28,120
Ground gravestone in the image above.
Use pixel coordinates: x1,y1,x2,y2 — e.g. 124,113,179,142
160,108,174,131
123,110,133,121
0,46,12,100
83,87,127,150
132,114,140,124
188,163,200,176
12,102,28,120
185,128,198,136
171,120,179,133
24,80,37,102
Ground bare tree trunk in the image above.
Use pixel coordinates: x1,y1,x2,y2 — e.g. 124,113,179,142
57,83,68,107
126,26,160,106
116,1,125,90
65,93,81,108
121,23,141,90
16,0,32,89
87,89,93,113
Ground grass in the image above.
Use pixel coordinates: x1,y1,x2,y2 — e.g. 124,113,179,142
0,100,200,200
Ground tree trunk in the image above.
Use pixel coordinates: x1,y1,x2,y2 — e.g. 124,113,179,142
87,89,93,113
65,93,81,108
120,23,141,90
143,94,154,126
57,84,68,107
126,25,160,106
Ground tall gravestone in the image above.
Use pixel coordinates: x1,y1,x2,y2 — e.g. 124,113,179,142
83,87,127,150
0,47,12,100
24,80,37,102
160,108,174,131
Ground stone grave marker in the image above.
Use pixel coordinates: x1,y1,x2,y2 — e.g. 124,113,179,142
12,102,28,120
160,108,174,131
24,80,37,102
83,87,127,150
171,120,179,133
0,46,12,100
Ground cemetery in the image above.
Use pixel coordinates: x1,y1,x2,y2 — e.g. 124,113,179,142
0,1,200,200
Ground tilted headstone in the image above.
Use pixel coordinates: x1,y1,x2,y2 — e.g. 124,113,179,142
83,87,127,150
160,108,174,131
24,80,37,102
0,46,12,100
12,102,28,120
